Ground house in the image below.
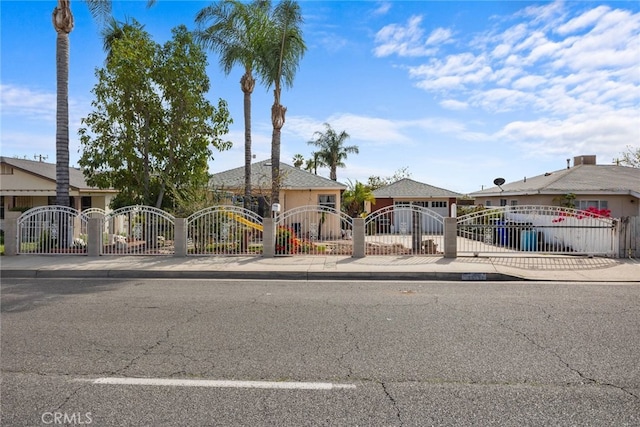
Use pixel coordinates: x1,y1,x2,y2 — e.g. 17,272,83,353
470,155,640,218
0,156,117,229
209,159,347,216
369,178,462,217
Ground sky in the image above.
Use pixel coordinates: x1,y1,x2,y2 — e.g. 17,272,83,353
1,0,639,195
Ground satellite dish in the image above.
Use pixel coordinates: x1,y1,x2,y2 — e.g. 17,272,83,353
493,178,505,187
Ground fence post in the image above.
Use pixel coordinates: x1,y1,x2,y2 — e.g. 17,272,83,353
352,218,365,258
263,217,275,258
4,211,20,256
444,217,457,258
87,218,101,257
174,218,187,257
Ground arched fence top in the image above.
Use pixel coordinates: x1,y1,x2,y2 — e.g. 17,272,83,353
457,205,616,225
18,205,86,224
187,205,263,225
104,205,175,222
277,205,353,226
364,204,445,225
82,208,107,218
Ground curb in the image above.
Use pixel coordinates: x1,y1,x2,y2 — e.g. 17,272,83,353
0,269,525,281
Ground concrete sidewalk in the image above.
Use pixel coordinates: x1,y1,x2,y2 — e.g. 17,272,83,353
1,255,638,282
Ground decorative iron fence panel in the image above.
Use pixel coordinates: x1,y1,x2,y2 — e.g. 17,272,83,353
618,216,639,258
364,205,444,256
101,206,175,255
276,205,353,255
456,206,618,256
186,206,264,256
17,206,88,255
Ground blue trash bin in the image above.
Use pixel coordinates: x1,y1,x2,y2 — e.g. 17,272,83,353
520,230,538,251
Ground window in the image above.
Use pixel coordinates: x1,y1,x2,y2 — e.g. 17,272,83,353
318,194,336,209
577,200,608,210
81,197,92,210
0,196,4,220
510,200,518,206
432,201,447,208
1,164,13,175
500,199,507,206
485,201,492,207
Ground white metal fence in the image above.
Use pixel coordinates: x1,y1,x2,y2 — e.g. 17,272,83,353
364,205,444,255
101,206,175,255
186,206,264,256
456,206,618,257
12,204,631,258
17,206,88,255
276,205,353,255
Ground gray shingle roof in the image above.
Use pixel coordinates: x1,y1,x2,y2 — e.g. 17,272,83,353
372,178,462,199
0,156,92,190
210,160,347,190
470,164,640,197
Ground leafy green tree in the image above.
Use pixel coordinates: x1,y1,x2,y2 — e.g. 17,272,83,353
342,179,375,217
308,123,358,181
51,0,155,208
259,0,306,204
195,0,270,210
78,24,232,210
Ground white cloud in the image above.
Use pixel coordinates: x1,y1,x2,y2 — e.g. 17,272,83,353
0,84,56,121
425,27,453,46
556,5,610,35
440,99,468,111
372,1,392,16
374,15,438,57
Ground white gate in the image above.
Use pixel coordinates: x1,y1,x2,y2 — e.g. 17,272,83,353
364,205,444,255
186,206,264,256
457,205,618,257
276,205,353,255
17,206,88,255
101,206,175,255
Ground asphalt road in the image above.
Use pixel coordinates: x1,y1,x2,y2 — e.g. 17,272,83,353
1,278,639,426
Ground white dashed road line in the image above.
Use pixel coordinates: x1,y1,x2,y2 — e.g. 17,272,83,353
84,377,356,390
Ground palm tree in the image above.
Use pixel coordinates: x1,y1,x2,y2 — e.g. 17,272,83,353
303,151,324,175
195,0,270,210
307,123,358,181
257,0,305,205
52,0,155,208
292,153,304,168
342,179,375,217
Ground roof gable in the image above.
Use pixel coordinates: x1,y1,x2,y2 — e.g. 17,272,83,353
1,156,90,190
372,178,462,199
210,160,347,190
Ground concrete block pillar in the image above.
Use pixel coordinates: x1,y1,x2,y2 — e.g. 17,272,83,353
262,217,275,258
173,218,187,257
87,218,101,257
444,217,457,258
3,212,20,256
352,218,365,258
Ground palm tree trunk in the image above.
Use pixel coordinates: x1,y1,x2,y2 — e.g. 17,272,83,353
271,99,286,206
241,72,255,211
53,0,74,208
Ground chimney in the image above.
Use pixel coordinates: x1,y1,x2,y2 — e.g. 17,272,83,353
573,155,596,166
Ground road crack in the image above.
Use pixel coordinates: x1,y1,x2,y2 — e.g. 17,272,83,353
381,381,403,426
